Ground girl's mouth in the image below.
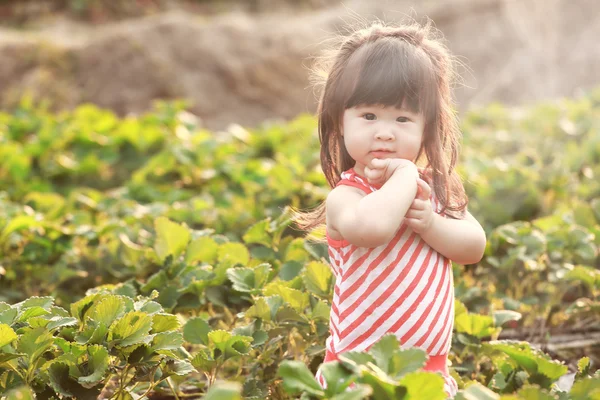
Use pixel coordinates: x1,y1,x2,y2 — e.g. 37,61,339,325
370,150,395,158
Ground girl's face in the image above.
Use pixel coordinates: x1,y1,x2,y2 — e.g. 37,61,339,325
341,104,425,174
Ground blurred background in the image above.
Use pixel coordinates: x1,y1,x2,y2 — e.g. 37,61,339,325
1,2,600,398
1,0,599,129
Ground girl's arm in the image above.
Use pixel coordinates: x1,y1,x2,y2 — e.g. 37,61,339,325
419,210,487,265
327,163,419,248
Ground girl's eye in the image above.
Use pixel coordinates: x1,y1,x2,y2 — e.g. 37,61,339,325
363,113,376,121
397,116,411,123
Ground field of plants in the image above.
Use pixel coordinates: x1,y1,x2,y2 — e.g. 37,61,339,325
1,92,600,399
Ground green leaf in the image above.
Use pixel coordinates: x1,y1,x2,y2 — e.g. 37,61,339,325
152,331,184,351
490,372,508,391
311,300,330,322
243,218,272,247
78,345,109,387
227,263,271,293
71,294,98,322
191,348,216,372
455,311,498,338
119,233,146,268
564,265,600,291
76,321,109,345
484,341,568,380
399,371,446,400
17,327,54,364
0,353,25,365
203,381,243,400
244,299,270,321
48,362,103,399
4,386,35,400
338,352,376,368
185,236,219,264
263,282,309,313
151,313,180,334
141,270,169,294
278,360,325,396
0,215,40,244
47,317,79,331
162,359,195,376
0,324,17,347
227,268,255,293
389,348,428,379
576,357,591,379
251,330,268,346
19,296,54,309
454,382,500,400
592,198,600,223
0,306,18,325
279,261,304,281
570,377,600,400
17,306,50,323
54,338,87,358
107,311,153,348
358,363,404,399
218,242,250,267
517,385,560,400
183,317,211,345
242,378,268,400
319,361,354,394
154,217,191,262
369,334,400,373
330,386,373,400
245,295,283,321
88,295,127,328
303,261,333,297
208,330,253,359
493,310,522,328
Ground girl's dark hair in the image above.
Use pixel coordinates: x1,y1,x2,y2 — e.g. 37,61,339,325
293,20,468,237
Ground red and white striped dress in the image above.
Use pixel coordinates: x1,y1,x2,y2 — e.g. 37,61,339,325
315,167,459,398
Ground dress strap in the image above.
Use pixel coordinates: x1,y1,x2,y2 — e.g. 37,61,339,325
336,168,379,194
336,179,371,194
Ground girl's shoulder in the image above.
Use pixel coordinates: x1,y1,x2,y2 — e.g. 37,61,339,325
326,183,366,206
325,183,367,243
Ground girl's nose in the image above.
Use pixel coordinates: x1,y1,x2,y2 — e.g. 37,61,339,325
375,130,394,141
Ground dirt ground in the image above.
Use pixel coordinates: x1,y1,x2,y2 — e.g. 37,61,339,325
1,0,599,129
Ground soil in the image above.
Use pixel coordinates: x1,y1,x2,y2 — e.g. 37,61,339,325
1,0,599,130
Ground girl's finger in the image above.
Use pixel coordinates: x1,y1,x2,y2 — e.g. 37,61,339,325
416,178,432,200
405,217,418,229
371,158,382,168
411,199,425,210
405,209,420,219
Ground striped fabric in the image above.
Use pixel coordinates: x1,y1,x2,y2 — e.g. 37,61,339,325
315,168,458,398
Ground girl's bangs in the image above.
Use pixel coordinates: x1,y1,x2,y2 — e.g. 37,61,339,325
342,39,436,115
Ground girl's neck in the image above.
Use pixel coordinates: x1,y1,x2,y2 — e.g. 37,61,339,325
352,162,367,178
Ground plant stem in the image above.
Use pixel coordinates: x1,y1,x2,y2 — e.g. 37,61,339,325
139,364,162,398
166,377,180,400
7,364,25,381
115,364,131,395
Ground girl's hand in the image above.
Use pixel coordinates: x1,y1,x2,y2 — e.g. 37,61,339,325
364,158,416,186
405,177,435,234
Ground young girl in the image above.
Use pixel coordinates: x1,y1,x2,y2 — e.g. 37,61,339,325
293,21,487,398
